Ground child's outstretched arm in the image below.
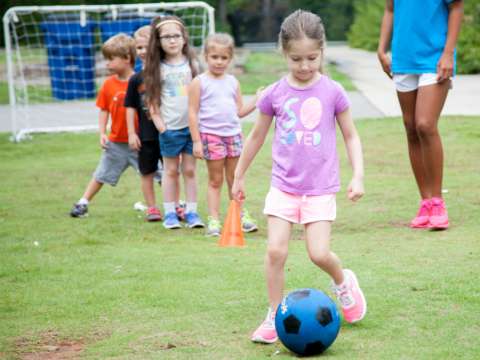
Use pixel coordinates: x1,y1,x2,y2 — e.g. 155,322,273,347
98,110,109,149
377,0,393,79
126,107,141,151
232,112,273,201
337,108,364,202
188,77,203,159
437,1,463,82
236,82,260,118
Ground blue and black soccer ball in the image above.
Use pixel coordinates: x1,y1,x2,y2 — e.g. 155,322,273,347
275,288,340,356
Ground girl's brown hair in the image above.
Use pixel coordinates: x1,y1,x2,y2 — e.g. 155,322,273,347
279,10,326,73
144,15,198,109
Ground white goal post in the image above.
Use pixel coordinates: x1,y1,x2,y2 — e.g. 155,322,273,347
3,2,215,141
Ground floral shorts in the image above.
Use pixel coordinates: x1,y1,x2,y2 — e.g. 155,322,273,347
200,133,243,160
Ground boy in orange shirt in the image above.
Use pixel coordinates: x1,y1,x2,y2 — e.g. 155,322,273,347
70,33,138,217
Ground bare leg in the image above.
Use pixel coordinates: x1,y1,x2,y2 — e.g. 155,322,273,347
180,153,197,203
206,159,225,219
141,173,156,208
82,178,104,202
225,156,239,200
415,81,450,198
304,221,344,285
162,156,180,203
265,216,292,311
397,90,431,199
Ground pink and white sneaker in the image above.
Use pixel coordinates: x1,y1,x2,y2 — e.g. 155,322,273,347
332,269,367,323
251,308,278,344
429,197,449,230
410,199,431,228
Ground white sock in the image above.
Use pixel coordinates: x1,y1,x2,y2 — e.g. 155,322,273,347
164,202,175,214
78,198,89,205
186,202,197,213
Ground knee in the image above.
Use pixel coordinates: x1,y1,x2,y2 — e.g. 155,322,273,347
209,176,223,190
415,120,437,138
182,166,196,179
403,120,419,142
164,167,179,178
267,245,288,265
309,251,331,268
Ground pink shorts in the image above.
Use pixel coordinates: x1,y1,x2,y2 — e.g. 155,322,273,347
263,187,336,224
200,133,243,160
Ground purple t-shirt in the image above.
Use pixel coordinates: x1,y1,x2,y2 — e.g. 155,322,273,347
257,76,350,195
198,73,241,136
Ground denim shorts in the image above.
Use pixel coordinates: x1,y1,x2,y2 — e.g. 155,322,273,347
159,127,193,157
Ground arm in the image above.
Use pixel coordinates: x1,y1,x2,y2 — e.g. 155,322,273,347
149,104,166,134
377,0,394,79
188,78,203,159
236,83,258,118
336,108,365,202
126,107,141,151
98,110,109,149
437,0,464,81
232,112,273,201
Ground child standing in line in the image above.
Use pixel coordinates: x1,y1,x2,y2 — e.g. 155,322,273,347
377,0,463,230
232,10,367,343
188,33,258,237
70,34,138,218
144,16,204,230
125,25,163,222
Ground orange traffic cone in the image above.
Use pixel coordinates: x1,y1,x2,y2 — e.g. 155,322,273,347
219,200,245,247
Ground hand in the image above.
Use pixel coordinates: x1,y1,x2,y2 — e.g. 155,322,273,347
436,52,454,82
347,176,364,202
100,134,109,149
231,177,246,203
128,133,141,151
377,52,392,79
158,123,167,134
192,141,203,159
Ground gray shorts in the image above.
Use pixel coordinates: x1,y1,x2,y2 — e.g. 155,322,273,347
94,141,138,186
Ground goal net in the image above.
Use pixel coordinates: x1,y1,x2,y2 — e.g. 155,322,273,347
3,2,215,141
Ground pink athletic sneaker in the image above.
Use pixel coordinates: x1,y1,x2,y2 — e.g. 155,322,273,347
332,269,367,323
251,308,278,344
410,199,431,228
429,197,449,230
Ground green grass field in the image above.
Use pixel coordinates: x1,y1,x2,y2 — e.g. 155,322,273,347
1,116,479,359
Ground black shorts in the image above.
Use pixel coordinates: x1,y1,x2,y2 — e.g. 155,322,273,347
138,140,162,175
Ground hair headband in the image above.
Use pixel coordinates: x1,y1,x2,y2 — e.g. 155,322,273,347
155,19,184,30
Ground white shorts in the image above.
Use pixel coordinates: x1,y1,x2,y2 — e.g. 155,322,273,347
393,73,452,92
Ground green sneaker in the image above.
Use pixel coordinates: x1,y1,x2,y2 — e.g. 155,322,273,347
241,209,258,233
207,216,221,237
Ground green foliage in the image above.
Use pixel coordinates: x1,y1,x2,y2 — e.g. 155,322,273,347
290,0,355,40
348,0,480,74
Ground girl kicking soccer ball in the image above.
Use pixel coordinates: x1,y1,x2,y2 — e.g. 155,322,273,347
232,10,367,343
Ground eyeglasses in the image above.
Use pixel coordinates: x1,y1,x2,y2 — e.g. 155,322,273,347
159,34,183,41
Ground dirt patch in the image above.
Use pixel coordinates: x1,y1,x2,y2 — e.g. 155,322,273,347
12,329,105,360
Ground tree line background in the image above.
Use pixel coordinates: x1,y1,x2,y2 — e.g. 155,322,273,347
2,0,479,73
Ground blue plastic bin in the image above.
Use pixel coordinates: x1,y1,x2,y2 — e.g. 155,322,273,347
41,16,97,100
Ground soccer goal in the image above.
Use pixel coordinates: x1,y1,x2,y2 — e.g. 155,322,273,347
3,2,215,142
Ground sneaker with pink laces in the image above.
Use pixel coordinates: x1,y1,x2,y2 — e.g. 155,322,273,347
410,199,431,228
251,308,278,344
430,197,449,230
145,206,162,222
331,269,367,323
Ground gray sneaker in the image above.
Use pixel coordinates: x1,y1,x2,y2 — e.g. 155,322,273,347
70,203,88,218
241,209,258,232
206,216,221,237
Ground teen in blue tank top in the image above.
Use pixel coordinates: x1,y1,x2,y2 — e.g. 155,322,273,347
377,0,463,230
